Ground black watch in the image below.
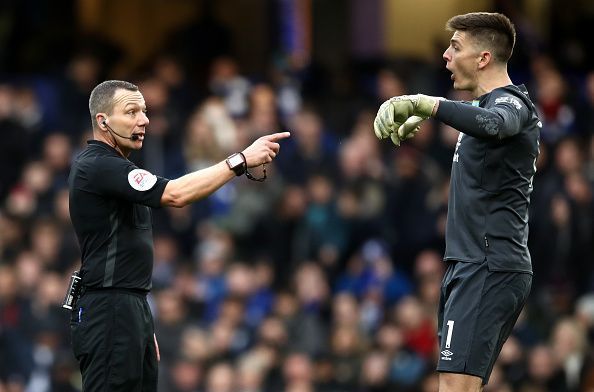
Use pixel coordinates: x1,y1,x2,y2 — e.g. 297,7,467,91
226,152,247,176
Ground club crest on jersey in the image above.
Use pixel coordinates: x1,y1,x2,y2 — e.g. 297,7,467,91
128,169,157,191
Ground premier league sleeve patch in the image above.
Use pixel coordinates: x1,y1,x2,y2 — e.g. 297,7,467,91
127,169,158,191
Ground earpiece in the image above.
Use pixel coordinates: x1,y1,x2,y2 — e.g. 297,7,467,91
101,116,140,141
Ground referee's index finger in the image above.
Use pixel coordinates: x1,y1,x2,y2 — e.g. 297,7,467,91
264,131,291,141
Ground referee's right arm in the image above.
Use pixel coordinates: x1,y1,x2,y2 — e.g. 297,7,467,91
160,131,290,208
161,161,235,207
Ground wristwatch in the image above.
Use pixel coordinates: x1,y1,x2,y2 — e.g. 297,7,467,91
226,152,247,176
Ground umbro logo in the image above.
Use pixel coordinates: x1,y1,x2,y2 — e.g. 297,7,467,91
441,350,453,360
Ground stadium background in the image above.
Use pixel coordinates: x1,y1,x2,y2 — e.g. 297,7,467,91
1,0,594,391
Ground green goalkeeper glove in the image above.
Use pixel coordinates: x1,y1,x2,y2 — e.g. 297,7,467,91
385,116,424,146
373,94,439,143
397,115,425,142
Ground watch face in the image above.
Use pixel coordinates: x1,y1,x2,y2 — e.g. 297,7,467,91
228,154,244,168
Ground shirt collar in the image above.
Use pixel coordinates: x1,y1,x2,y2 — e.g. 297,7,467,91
87,140,119,154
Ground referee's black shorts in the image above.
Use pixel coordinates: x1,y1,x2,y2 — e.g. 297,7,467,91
70,289,158,392
437,260,531,384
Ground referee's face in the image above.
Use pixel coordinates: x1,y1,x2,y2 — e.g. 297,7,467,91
110,88,149,149
443,31,480,93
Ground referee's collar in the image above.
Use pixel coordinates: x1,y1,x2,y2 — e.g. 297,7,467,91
87,140,119,154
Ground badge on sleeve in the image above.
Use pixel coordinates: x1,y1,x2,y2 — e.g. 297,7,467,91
128,169,158,191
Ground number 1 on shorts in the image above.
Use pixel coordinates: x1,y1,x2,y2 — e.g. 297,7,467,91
445,320,454,349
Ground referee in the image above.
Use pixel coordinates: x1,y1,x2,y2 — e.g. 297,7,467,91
68,80,289,391
373,13,540,391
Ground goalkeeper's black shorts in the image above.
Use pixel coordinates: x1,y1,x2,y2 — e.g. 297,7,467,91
437,260,531,384
70,288,157,392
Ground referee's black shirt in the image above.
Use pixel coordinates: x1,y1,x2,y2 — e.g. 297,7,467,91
435,84,541,273
68,140,169,290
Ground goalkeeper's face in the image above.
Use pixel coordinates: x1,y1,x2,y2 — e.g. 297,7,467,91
443,31,481,92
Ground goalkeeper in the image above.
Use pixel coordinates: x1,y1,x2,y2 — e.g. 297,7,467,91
374,12,540,392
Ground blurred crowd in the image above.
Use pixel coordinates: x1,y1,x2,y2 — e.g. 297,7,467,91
2,21,594,392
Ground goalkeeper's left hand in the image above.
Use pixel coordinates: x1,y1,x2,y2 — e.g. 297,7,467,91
373,94,439,145
391,115,425,145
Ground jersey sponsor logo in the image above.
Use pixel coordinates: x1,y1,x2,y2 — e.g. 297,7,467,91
128,169,157,191
495,96,522,110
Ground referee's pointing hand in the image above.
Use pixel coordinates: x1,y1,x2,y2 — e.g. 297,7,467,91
242,131,291,167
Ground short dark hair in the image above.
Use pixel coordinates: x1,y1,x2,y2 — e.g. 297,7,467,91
88,80,138,129
446,12,516,63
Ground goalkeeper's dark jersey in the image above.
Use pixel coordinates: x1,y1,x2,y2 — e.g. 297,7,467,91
435,84,541,273
68,140,169,290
